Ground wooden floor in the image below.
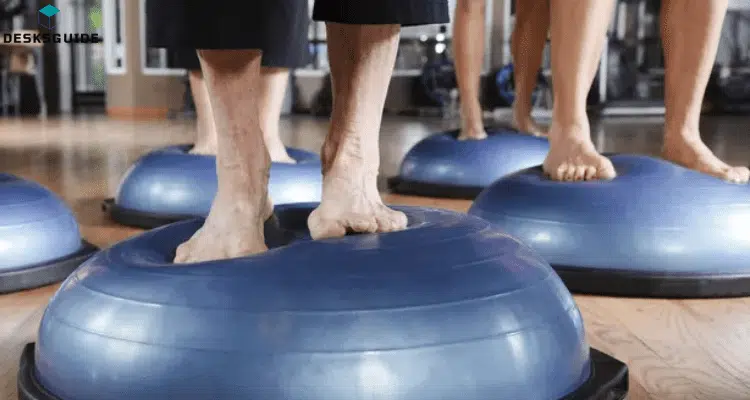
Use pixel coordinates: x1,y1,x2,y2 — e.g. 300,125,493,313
2,115,750,400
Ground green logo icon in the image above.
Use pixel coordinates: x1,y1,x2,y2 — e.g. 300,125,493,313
89,7,102,29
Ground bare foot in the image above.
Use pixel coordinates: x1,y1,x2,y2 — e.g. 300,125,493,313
263,133,296,163
190,140,217,155
543,122,616,181
308,169,408,240
457,122,488,141
190,124,218,155
662,133,749,184
512,107,546,137
173,195,273,263
267,144,296,163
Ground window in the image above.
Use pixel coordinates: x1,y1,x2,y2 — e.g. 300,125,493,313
103,0,126,74
139,0,184,75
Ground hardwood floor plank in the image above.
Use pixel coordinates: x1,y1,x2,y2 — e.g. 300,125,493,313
2,116,750,399
677,299,750,393
590,297,750,399
0,306,46,400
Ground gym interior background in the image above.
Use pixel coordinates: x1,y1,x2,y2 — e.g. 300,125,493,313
3,0,750,118
0,0,750,399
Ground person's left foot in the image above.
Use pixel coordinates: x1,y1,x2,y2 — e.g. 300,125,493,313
512,106,546,137
190,140,217,155
308,146,407,240
457,123,488,141
264,129,296,163
267,146,296,163
457,103,488,140
190,126,218,155
662,132,750,184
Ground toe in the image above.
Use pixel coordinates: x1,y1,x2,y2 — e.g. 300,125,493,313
550,163,567,181
375,215,398,232
597,158,617,180
173,242,192,264
542,159,559,180
347,216,379,234
457,131,487,141
573,165,587,181
392,209,408,229
309,219,347,240
273,156,297,164
562,164,577,181
308,210,347,240
726,166,750,184
737,166,750,183
376,208,408,232
584,165,597,180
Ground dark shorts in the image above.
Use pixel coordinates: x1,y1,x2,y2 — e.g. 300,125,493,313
166,49,201,70
313,0,449,26
147,0,449,69
146,0,311,68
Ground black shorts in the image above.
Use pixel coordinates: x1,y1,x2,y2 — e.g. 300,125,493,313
147,0,449,69
146,0,311,68
166,49,201,70
313,0,449,26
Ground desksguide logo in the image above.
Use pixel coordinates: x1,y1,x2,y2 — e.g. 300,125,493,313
39,4,59,29
2,4,101,44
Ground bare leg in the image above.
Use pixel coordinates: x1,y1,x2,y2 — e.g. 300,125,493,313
188,69,218,155
258,67,296,163
174,50,272,263
660,0,749,183
308,23,408,240
454,0,488,140
511,0,550,136
543,0,617,181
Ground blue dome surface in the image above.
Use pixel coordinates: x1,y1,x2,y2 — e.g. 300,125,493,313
0,173,83,271
470,155,750,297
390,130,549,198
115,145,322,218
35,204,592,400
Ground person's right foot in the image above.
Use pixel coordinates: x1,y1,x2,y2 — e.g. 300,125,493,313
662,132,750,184
173,194,273,263
543,121,616,181
308,135,407,240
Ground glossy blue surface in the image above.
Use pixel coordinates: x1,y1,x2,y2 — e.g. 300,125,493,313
115,145,322,216
0,174,84,271
397,129,549,187
35,204,591,400
470,155,750,274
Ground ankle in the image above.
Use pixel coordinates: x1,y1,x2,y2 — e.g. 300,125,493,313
512,101,532,118
322,133,378,170
459,104,483,128
460,120,484,134
213,191,269,217
547,119,590,143
261,128,282,145
322,172,380,203
326,155,378,178
663,125,701,143
551,105,587,125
